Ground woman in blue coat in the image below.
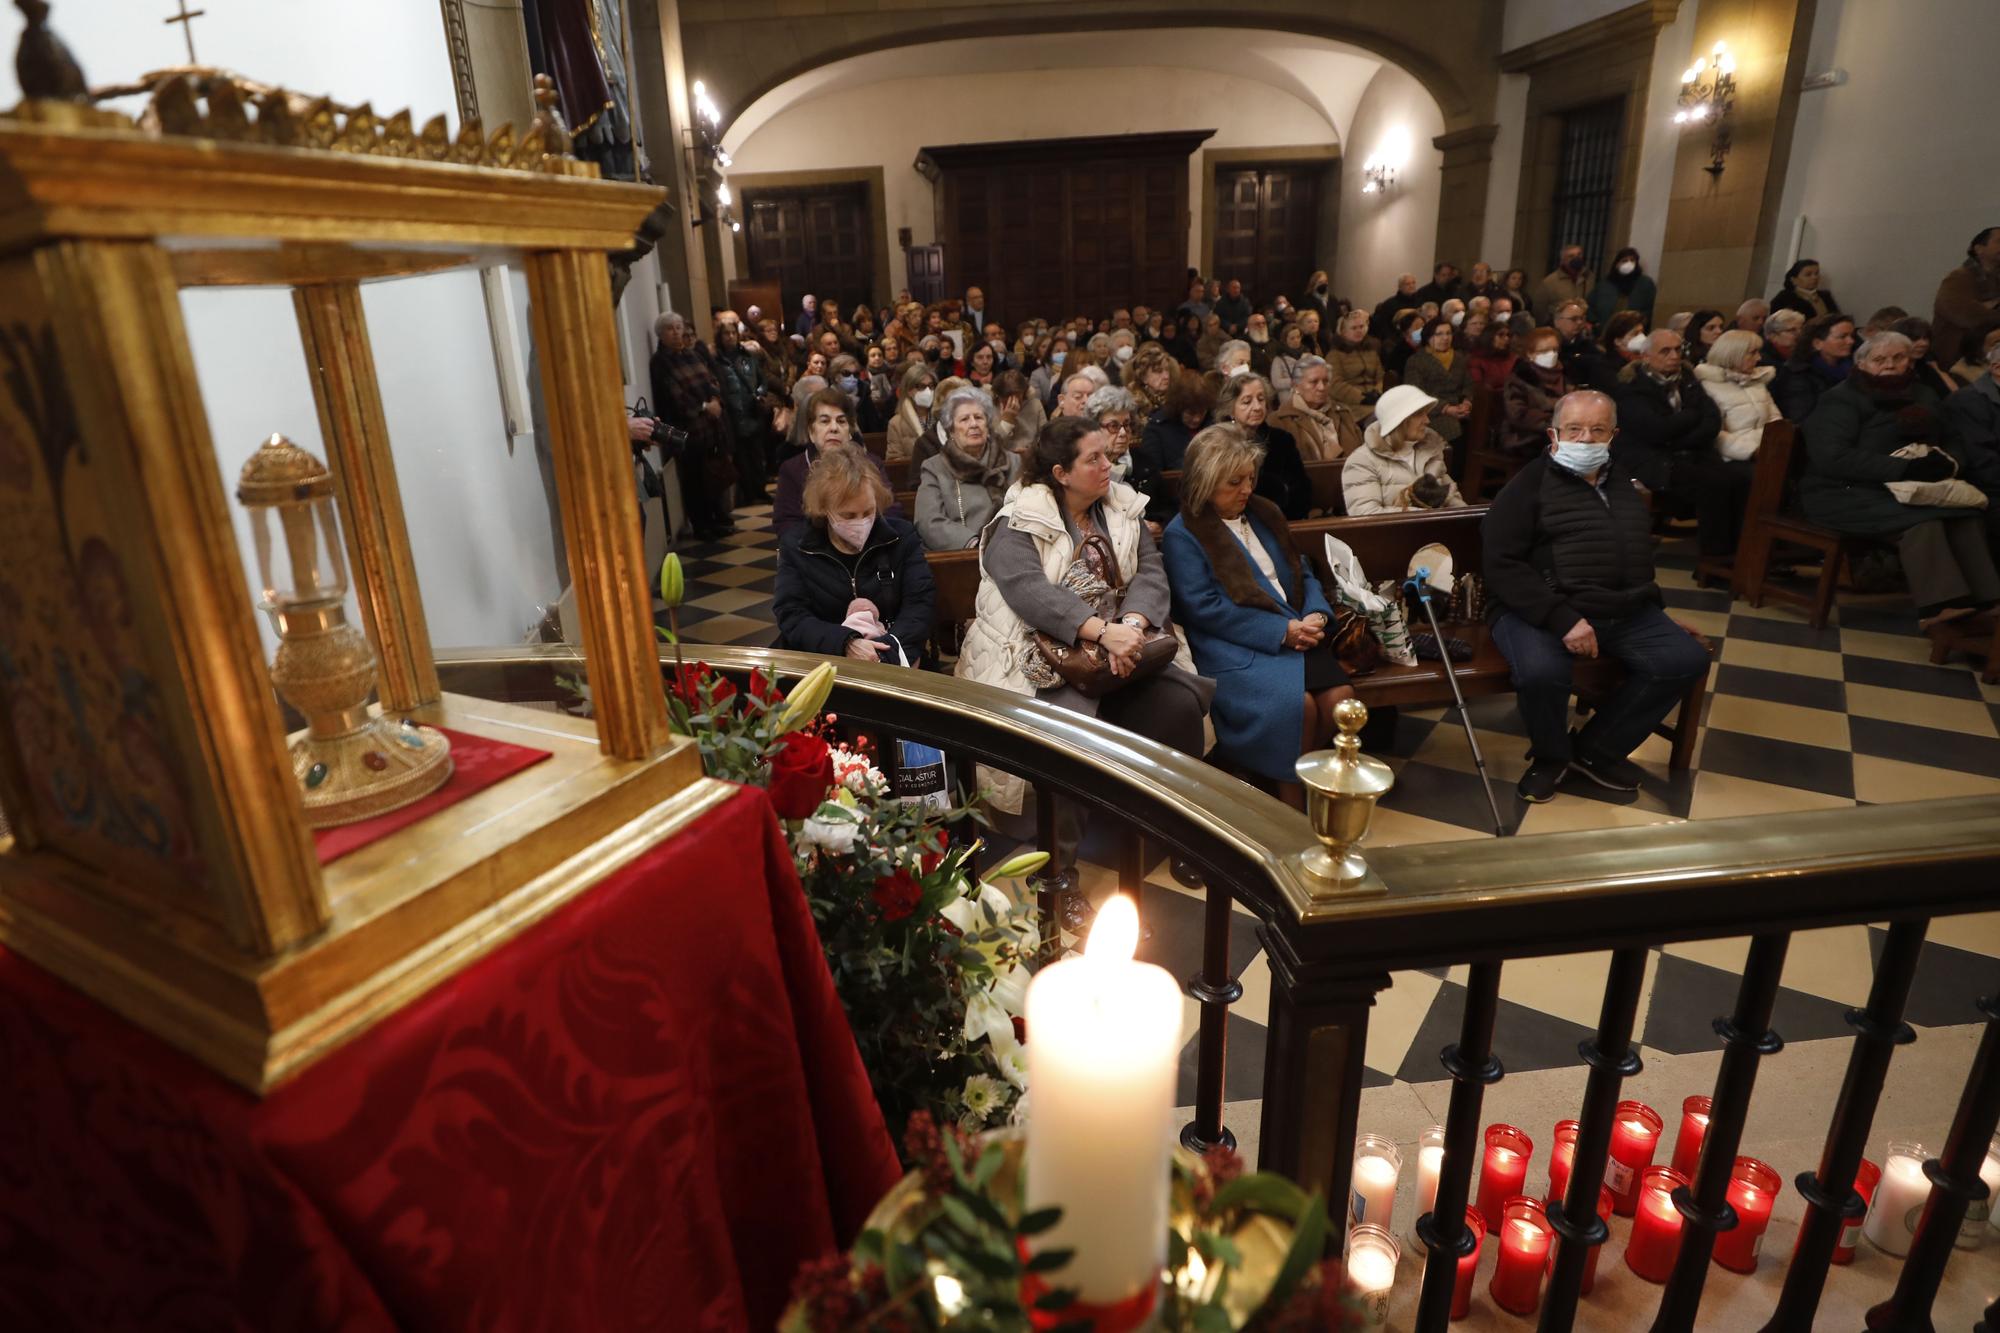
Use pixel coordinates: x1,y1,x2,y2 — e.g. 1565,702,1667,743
1162,424,1355,809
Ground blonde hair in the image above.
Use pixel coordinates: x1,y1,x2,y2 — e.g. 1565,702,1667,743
802,444,891,521
1706,329,1764,370
1179,423,1266,518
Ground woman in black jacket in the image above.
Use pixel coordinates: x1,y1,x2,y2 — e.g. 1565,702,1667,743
1770,258,1841,321
1217,371,1311,519
773,445,936,663
1131,368,1216,525
1774,312,1857,423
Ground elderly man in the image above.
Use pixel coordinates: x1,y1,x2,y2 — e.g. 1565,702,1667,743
1734,298,1771,333
1269,355,1357,462
1244,310,1275,375
1213,278,1253,336
964,285,989,334
1534,244,1594,323
1611,328,1746,555
1484,390,1711,802
1176,277,1212,323
1934,226,2000,370
1372,273,1420,340
1414,261,1461,308
793,292,818,340
649,312,735,541
1551,299,1599,384
1053,372,1095,420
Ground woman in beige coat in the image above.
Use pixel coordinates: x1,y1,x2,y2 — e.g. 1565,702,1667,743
1341,384,1468,516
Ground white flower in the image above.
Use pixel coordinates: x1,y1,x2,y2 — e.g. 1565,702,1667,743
960,1073,1003,1122
989,958,1030,1018
988,1028,1030,1091
1008,1091,1031,1125
796,805,862,854
941,880,1037,963
963,989,1014,1048
829,745,886,796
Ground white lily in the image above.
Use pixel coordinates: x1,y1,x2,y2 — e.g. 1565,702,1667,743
963,989,1014,1049
987,1027,1030,1091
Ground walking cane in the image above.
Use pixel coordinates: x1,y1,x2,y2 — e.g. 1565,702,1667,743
1405,566,1509,837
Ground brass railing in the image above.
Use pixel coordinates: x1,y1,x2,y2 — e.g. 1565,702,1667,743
435,645,2000,1332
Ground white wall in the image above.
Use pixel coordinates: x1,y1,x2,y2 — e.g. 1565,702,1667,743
2,0,576,650
723,65,1342,284
1481,73,1530,264
1503,0,1646,51
1627,0,1698,269
1335,63,1446,309
1763,0,2000,319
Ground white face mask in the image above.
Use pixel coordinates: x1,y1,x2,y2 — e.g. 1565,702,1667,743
1532,350,1560,369
1450,311,1465,327
1617,261,1637,276
1228,362,1249,377
1625,333,1647,353
829,514,874,550
913,387,934,409
1115,345,1134,362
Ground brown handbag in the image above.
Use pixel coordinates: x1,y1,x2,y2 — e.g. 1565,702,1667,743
1328,605,1384,677
1031,627,1179,699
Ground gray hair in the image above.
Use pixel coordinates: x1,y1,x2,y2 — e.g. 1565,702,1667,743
1062,372,1096,398
1736,298,1770,321
1855,331,1914,367
1763,309,1806,339
938,385,996,438
1213,371,1272,422
1078,366,1111,391
1295,354,1331,377
1552,389,1618,430
1086,333,1114,357
1216,339,1252,370
1666,311,1692,334
1085,384,1137,418
654,311,687,339
1644,328,1684,354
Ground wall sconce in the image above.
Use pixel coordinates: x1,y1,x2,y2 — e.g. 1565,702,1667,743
1361,158,1396,195
1674,39,1737,176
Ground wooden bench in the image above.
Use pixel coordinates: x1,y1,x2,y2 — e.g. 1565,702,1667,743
924,548,981,659
1305,459,1346,517
1290,508,1705,770
1731,420,1859,629
1459,384,1526,502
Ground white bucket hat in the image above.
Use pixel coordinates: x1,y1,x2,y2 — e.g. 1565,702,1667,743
1373,383,1438,437
1407,541,1455,594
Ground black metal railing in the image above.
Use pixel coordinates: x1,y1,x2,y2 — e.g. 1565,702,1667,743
435,645,2000,1331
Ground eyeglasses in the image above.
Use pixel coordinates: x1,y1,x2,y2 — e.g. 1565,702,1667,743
1553,425,1616,442
1103,419,1133,435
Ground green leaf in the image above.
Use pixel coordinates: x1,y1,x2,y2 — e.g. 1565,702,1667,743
938,1194,981,1237
1264,1193,1329,1312
972,1142,1005,1191
1018,1206,1063,1236
1023,1247,1074,1274
1032,1289,1079,1312
1192,1231,1243,1269
1191,1303,1234,1333
1207,1172,1310,1222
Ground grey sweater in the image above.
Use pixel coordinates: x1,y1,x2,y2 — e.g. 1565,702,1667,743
982,502,1173,644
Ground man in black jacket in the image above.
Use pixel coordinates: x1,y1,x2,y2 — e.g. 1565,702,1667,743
1612,328,1749,555
1413,261,1462,310
1483,390,1712,803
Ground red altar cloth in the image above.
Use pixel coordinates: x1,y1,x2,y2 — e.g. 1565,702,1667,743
0,786,901,1332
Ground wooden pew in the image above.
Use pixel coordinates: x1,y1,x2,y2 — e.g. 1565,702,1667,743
1460,384,1526,501
924,548,982,659
1289,507,1705,770
1731,420,1855,628
1305,459,1345,516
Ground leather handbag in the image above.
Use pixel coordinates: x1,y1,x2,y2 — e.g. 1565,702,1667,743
1031,627,1178,699
1328,605,1383,677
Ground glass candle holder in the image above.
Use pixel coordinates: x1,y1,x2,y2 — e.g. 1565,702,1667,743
1863,1141,1930,1257
1607,1100,1663,1215
1351,1133,1402,1231
1489,1196,1553,1315
1713,1157,1779,1272
1451,1205,1485,1321
1476,1124,1533,1231
1831,1158,1881,1264
1345,1222,1400,1328
1576,1184,1615,1295
1413,1124,1446,1240
1956,1136,2000,1249
1670,1095,1712,1180
1546,1119,1580,1209
1626,1165,1690,1282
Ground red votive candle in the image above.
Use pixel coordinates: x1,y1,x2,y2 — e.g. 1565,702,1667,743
1832,1159,1881,1264
1546,1119,1580,1209
1451,1205,1485,1320
1476,1124,1533,1230
1713,1156,1779,1272
1670,1095,1711,1180
1625,1166,1690,1282
1490,1196,1554,1315
1607,1100,1663,1215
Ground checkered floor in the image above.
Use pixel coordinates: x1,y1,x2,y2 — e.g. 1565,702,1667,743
673,506,2000,1118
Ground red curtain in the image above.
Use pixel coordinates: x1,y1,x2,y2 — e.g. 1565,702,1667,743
0,786,900,1332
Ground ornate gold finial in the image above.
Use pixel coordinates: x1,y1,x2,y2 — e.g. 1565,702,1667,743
531,72,573,157
1293,698,1394,895
15,0,89,101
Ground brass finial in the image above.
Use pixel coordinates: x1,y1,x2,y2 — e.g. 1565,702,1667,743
1293,698,1394,895
14,0,89,101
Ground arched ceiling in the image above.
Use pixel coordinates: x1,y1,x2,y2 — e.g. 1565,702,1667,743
721,28,1400,157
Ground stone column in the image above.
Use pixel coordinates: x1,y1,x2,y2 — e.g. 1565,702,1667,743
627,0,712,320
1433,124,1500,269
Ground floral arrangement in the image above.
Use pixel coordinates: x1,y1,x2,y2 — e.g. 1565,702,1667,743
658,555,1044,1137
782,1123,1354,1332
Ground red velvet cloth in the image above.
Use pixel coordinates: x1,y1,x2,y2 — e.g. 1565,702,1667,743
313,726,554,865
0,786,901,1332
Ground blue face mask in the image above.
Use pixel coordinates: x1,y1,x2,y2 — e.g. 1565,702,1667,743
1551,441,1611,475
838,374,859,393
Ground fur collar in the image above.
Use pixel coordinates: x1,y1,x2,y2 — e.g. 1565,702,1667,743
1180,496,1302,613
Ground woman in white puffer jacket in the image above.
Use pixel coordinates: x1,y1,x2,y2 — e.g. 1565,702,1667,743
1696,329,1782,461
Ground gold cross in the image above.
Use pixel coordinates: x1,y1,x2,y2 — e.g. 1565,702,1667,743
163,0,206,63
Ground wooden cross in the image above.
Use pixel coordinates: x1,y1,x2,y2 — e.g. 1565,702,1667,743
163,0,206,63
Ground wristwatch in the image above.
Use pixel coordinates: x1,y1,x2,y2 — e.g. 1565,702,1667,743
1120,614,1149,631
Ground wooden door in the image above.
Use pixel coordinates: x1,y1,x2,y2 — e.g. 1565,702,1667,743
744,185,873,322
905,245,945,305
1212,166,1321,306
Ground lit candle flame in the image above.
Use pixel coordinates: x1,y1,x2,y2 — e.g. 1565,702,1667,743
1086,894,1140,966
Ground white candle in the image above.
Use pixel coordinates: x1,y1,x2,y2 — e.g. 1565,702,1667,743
1416,1126,1446,1228
1352,1133,1402,1230
1025,895,1183,1304
1345,1223,1400,1328
1958,1144,2000,1248
1864,1146,1931,1257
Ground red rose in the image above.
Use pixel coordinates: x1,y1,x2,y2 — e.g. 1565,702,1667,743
747,669,777,703
920,850,945,876
669,662,736,711
870,868,923,922
766,730,833,819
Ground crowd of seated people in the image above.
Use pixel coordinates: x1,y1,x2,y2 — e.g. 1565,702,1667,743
650,224,2000,852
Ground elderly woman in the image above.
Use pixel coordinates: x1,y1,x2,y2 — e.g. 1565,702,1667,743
1696,329,1781,461
1218,372,1312,519
916,386,1018,551
1086,384,1140,483
1162,424,1354,808
1325,307,1385,408
1268,355,1359,463
956,416,1212,907
1106,328,1138,382
993,368,1045,460
774,444,935,663
1215,339,1253,379
773,387,904,538
885,361,937,465
1802,332,2000,628
1127,342,1179,419
1502,326,1570,455
1761,308,1805,370
1402,316,1474,444
1342,384,1468,516
1775,312,1856,422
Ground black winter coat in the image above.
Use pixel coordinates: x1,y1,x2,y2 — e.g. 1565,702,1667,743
1800,379,1971,536
1612,366,1722,492
1250,423,1313,520
773,516,936,659
1133,409,1199,523
1773,357,1847,423
1482,454,1661,636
